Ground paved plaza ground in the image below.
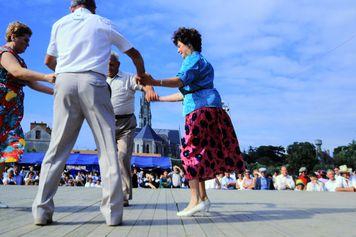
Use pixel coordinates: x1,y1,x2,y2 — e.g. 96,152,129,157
0,186,355,237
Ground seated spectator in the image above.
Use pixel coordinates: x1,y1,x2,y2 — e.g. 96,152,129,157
20,166,26,176
241,170,254,190
85,177,95,187
159,170,172,188
12,165,24,185
143,173,158,189
294,179,305,191
95,179,101,187
25,166,38,179
325,169,340,192
221,172,236,189
252,169,259,187
272,169,279,184
306,174,325,191
25,171,37,185
336,165,356,192
254,168,274,190
351,172,356,188
181,174,189,188
235,172,244,190
297,167,310,186
318,170,328,184
169,166,184,188
3,170,16,185
274,166,295,190
334,167,341,180
92,172,100,183
75,171,85,186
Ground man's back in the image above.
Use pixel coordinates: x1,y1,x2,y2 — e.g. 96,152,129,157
48,8,132,75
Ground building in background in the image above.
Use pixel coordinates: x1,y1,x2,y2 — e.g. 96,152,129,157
134,94,181,159
25,122,51,152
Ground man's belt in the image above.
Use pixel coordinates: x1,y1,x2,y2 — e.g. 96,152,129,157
115,113,134,119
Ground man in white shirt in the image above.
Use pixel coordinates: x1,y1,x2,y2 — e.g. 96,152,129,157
335,165,356,192
274,166,295,190
221,172,236,189
32,0,152,226
325,169,341,192
107,53,157,206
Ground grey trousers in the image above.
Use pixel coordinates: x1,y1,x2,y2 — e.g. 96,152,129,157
115,115,136,201
32,72,123,225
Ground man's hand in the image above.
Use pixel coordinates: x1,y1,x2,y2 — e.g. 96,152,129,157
144,86,159,102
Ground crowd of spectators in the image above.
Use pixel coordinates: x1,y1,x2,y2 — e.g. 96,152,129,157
2,164,355,192
0,165,102,188
205,165,356,192
132,166,187,189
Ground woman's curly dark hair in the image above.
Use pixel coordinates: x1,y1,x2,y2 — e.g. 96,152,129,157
5,21,32,42
172,27,202,52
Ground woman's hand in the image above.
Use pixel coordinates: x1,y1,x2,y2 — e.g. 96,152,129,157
44,73,56,83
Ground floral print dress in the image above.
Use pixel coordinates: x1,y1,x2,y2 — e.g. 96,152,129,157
0,46,27,163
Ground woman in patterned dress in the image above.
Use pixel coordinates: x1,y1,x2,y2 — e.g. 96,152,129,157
0,22,55,207
137,27,245,216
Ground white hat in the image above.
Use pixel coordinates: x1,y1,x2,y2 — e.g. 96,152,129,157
259,167,267,172
339,165,352,173
299,167,307,172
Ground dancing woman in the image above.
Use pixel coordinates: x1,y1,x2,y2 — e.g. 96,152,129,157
137,27,245,216
0,22,54,207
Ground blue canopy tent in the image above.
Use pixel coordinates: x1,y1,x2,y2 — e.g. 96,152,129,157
19,153,172,170
131,155,172,170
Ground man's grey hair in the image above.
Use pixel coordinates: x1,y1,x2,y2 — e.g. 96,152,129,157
110,52,119,62
71,0,96,8
326,169,334,174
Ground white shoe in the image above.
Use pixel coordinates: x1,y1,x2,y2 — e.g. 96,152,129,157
177,202,207,217
203,199,211,212
0,202,8,208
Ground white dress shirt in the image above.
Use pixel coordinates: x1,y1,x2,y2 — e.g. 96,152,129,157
337,176,352,188
107,71,142,115
325,179,340,192
306,181,325,192
47,8,132,75
274,174,295,190
221,176,236,189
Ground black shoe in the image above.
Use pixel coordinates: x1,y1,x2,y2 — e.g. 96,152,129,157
34,217,53,226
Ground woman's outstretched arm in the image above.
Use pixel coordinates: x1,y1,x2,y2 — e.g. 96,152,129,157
28,81,54,95
137,73,183,88
158,92,183,102
1,52,55,83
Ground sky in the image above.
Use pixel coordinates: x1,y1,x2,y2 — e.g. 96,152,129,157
0,0,355,153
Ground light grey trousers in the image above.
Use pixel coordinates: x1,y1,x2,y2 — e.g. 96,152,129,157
32,72,123,225
115,115,137,201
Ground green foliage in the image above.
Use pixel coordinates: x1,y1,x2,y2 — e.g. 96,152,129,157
286,142,318,175
333,140,356,170
244,146,286,167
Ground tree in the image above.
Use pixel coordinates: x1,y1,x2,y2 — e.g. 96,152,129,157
286,142,318,175
255,145,286,167
333,140,356,170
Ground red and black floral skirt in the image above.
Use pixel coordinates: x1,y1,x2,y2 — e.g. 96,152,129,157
180,107,245,181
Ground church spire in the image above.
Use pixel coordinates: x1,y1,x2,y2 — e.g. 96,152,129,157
139,92,152,128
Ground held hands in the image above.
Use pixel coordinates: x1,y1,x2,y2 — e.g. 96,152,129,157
145,89,159,102
44,73,56,83
136,72,155,86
